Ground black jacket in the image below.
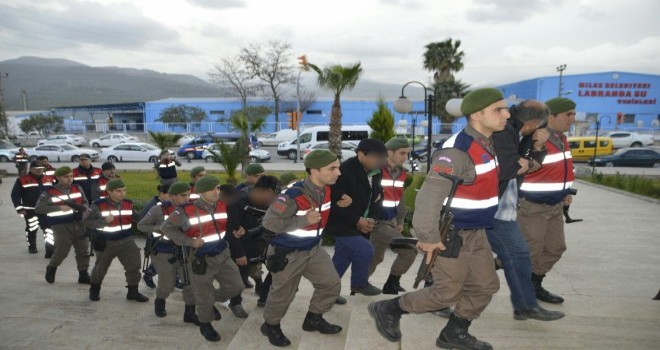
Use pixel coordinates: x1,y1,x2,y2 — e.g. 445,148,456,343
324,156,383,237
227,193,268,259
492,117,546,196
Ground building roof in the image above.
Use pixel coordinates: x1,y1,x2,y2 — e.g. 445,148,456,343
499,71,660,87
52,102,145,112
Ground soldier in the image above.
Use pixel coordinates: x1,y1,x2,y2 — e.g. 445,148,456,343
137,182,199,324
35,166,91,284
11,161,55,255
155,150,181,186
84,179,149,303
91,161,120,200
368,137,417,295
161,175,246,342
140,184,170,289
260,150,344,347
189,166,207,201
517,97,577,305
326,138,387,296
72,153,103,203
37,156,56,176
369,88,507,350
13,147,29,176
236,163,264,192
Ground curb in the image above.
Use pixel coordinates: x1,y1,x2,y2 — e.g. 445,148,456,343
575,179,660,205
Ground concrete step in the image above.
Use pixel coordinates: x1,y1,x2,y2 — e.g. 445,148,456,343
296,293,352,350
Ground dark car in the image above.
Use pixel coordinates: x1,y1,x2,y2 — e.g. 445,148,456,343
588,147,660,168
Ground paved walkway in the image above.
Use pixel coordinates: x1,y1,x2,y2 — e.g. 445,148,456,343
0,179,658,349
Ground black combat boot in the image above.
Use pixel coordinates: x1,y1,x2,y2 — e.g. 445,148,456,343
350,282,381,296
78,270,90,284
89,283,101,301
28,243,38,254
44,246,54,259
126,285,149,302
654,289,660,301
183,304,200,325
45,265,57,283
514,306,565,321
302,311,342,334
532,273,564,304
142,266,156,289
335,296,347,305
437,313,493,350
260,322,291,347
367,297,407,342
254,277,263,295
382,274,405,295
213,306,222,320
199,323,221,342
154,298,167,317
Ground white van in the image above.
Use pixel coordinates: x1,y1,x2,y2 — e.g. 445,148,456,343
277,125,371,160
257,129,298,147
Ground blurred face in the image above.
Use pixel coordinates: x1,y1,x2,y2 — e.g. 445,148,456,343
246,173,263,185
103,168,115,178
40,158,50,166
192,171,207,183
387,147,411,167
548,110,576,133
358,151,386,171
311,160,341,186
57,173,73,187
108,187,126,202
160,153,171,161
473,100,510,134
200,186,220,203
30,167,44,177
79,157,91,168
249,187,277,206
170,191,190,206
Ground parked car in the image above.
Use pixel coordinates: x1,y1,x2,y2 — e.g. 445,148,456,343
258,129,298,147
588,147,660,167
0,139,18,162
568,136,614,162
89,133,139,148
202,143,271,164
27,144,99,162
175,134,196,146
37,134,87,147
302,141,358,160
178,133,243,160
599,131,654,148
278,125,371,160
101,142,172,163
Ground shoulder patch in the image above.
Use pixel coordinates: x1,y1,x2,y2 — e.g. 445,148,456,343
437,156,453,163
271,199,287,214
433,164,454,175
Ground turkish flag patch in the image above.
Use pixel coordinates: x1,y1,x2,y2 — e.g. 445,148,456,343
433,164,454,175
272,200,287,214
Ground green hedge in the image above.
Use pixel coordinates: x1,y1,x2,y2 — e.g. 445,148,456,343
581,173,660,199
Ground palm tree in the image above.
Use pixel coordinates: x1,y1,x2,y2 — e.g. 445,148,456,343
433,78,471,126
229,107,267,171
423,39,465,83
148,131,183,151
307,62,363,156
207,142,242,185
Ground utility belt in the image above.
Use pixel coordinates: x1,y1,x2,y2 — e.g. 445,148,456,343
190,245,226,276
265,245,303,274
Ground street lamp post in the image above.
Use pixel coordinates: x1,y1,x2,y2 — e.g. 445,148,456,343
393,81,435,172
592,115,611,175
556,64,567,97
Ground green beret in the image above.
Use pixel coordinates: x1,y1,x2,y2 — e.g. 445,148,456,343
105,179,125,192
245,163,265,176
304,150,338,169
545,97,576,115
169,182,191,195
385,137,410,150
460,88,504,116
190,166,205,179
279,172,299,186
54,166,72,177
194,175,220,194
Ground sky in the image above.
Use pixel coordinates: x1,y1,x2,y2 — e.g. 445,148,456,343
1,0,659,88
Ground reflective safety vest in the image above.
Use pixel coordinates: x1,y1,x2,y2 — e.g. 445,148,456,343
43,166,56,176
380,167,407,221
189,184,200,201
97,176,112,199
442,131,500,229
94,199,134,240
16,174,55,210
14,153,29,164
520,136,574,205
151,202,177,254
45,185,84,225
271,181,331,250
157,160,177,180
183,201,228,256
73,167,102,182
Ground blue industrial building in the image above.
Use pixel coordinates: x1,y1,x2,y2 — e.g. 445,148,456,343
498,71,660,133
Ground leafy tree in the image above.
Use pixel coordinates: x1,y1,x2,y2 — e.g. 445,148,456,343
0,101,8,139
432,78,470,125
19,113,63,137
423,38,468,126
156,105,207,130
367,97,396,143
307,62,363,155
148,131,183,151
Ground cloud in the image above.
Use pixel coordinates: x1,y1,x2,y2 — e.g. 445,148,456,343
379,0,422,9
187,0,246,9
466,0,560,23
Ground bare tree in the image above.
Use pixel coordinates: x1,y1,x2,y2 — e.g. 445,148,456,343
240,41,296,129
208,56,262,108
281,88,318,113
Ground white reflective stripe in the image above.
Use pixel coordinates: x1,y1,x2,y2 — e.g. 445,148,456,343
51,192,82,203
380,179,404,188
382,200,398,208
288,229,319,238
159,163,176,168
520,181,574,192
47,209,75,217
189,194,200,199
42,182,53,186
152,232,171,240
22,206,36,210
101,210,133,217
296,201,331,216
90,175,100,180
27,216,39,222
99,224,132,233
22,183,39,188
45,171,55,176
474,158,498,175
99,185,107,191
542,151,572,165
163,215,169,220
73,176,88,181
445,196,499,209
201,233,225,242
45,228,53,234
45,238,55,244
188,212,227,225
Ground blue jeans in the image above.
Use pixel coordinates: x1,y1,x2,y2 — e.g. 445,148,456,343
486,219,538,311
332,235,374,289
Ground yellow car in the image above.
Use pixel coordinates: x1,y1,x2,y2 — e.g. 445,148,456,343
568,136,614,162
